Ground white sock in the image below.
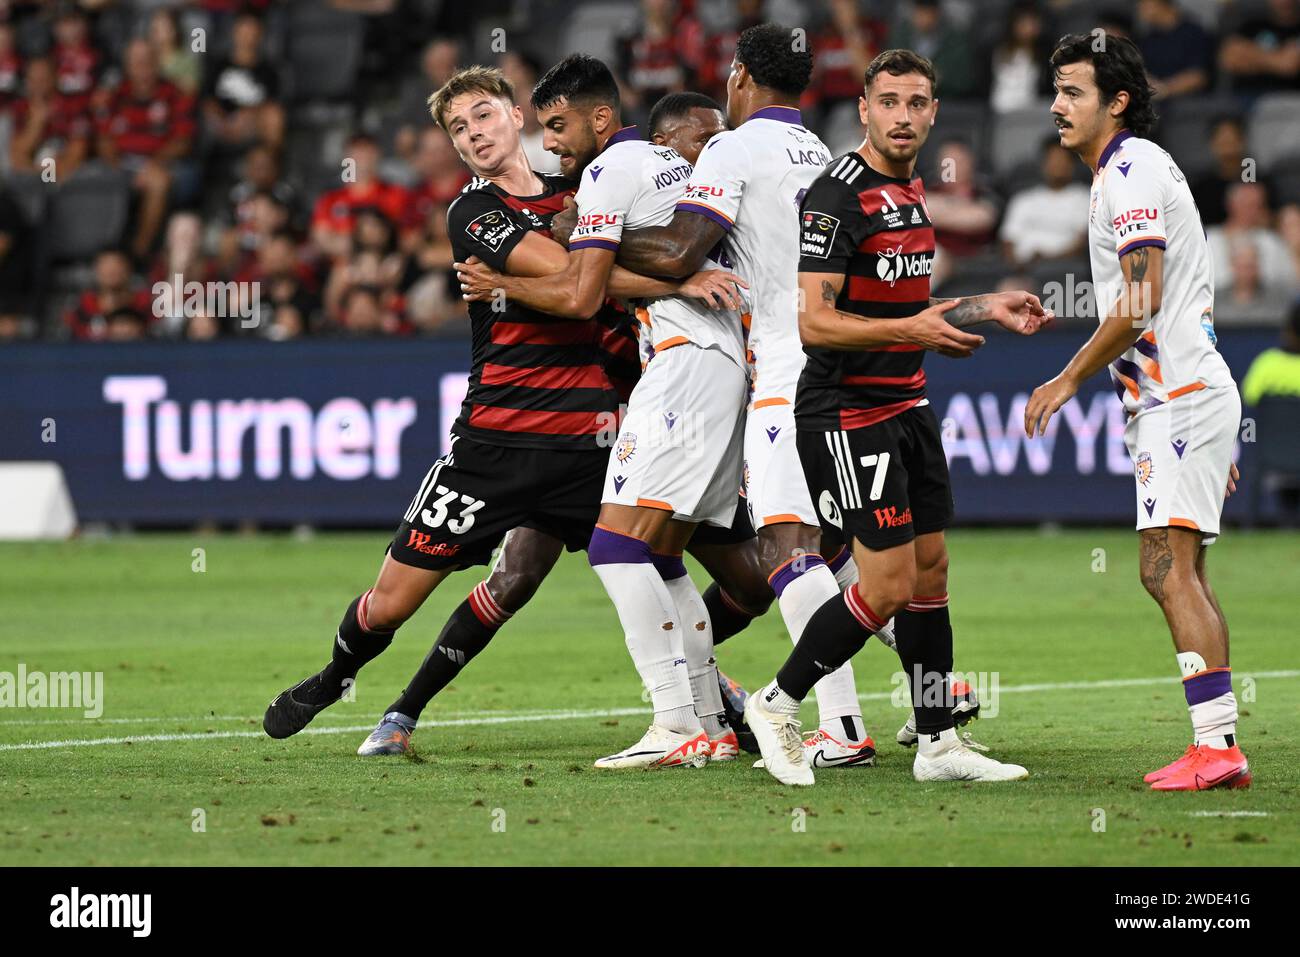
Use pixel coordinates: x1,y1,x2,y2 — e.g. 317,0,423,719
661,569,727,735
1180,659,1238,750
918,725,959,757
759,679,799,715
777,564,864,736
591,561,697,733
1190,692,1238,750
831,554,896,649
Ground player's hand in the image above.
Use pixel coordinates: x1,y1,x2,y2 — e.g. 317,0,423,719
1226,462,1240,498
1024,373,1078,437
679,269,748,310
910,299,984,357
551,195,578,247
454,256,505,302
990,290,1053,335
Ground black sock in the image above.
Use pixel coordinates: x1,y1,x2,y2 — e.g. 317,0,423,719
894,605,955,735
299,592,395,705
775,590,878,699
387,598,500,720
702,583,768,645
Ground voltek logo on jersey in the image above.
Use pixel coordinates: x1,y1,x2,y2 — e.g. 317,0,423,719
873,506,912,529
876,244,933,286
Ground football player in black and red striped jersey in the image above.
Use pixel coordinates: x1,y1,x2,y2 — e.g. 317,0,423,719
745,49,1050,786
262,67,740,753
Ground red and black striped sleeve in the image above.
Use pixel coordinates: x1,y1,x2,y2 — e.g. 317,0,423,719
447,189,529,273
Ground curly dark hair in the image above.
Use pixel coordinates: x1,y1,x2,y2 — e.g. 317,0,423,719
734,22,813,96
1050,32,1158,137
531,53,620,113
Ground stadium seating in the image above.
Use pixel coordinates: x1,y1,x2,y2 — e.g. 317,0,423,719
990,103,1056,176
285,2,364,104
561,3,638,68
1156,94,1245,178
0,0,1294,341
45,167,130,264
1248,92,1300,174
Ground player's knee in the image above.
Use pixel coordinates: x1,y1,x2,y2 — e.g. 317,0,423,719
484,565,544,613
363,588,417,631
1138,551,1195,605
730,580,774,616
856,575,912,622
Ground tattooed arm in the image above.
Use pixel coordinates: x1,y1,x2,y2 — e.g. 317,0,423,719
1024,245,1165,436
929,292,1052,332
798,271,984,356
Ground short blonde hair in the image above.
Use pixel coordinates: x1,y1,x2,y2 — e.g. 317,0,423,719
428,66,516,132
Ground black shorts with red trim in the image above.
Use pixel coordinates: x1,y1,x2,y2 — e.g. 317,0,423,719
796,403,953,551
389,434,606,571
690,494,755,547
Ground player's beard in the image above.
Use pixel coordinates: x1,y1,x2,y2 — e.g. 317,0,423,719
868,124,923,169
563,124,601,177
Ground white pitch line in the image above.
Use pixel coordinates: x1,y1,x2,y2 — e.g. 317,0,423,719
2,670,1297,752
0,707,652,752
1186,811,1272,818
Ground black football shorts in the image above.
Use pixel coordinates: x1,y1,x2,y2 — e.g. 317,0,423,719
389,434,607,570
797,404,954,551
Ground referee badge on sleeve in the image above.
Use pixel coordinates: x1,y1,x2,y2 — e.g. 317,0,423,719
800,211,840,259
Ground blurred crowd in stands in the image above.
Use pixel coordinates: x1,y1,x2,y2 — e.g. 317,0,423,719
0,0,1297,343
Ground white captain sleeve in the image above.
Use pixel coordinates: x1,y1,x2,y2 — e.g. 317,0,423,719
569,159,638,252
1105,153,1169,259
676,130,750,232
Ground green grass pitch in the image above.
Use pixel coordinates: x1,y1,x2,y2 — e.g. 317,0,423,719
1,529,1296,866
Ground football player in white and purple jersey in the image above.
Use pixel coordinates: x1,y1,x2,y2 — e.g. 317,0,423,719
1025,34,1249,792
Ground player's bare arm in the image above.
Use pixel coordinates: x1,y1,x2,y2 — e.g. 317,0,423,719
930,292,1053,334
496,229,682,299
614,209,728,279
458,232,748,312
799,271,984,357
1024,245,1165,437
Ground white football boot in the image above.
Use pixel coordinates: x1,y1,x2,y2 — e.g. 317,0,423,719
753,727,877,770
912,729,1028,782
802,727,876,768
897,678,981,746
744,694,814,786
593,724,710,770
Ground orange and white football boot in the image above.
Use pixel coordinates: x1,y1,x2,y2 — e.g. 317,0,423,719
593,725,711,770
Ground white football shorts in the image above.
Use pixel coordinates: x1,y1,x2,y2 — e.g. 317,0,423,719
602,341,747,528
